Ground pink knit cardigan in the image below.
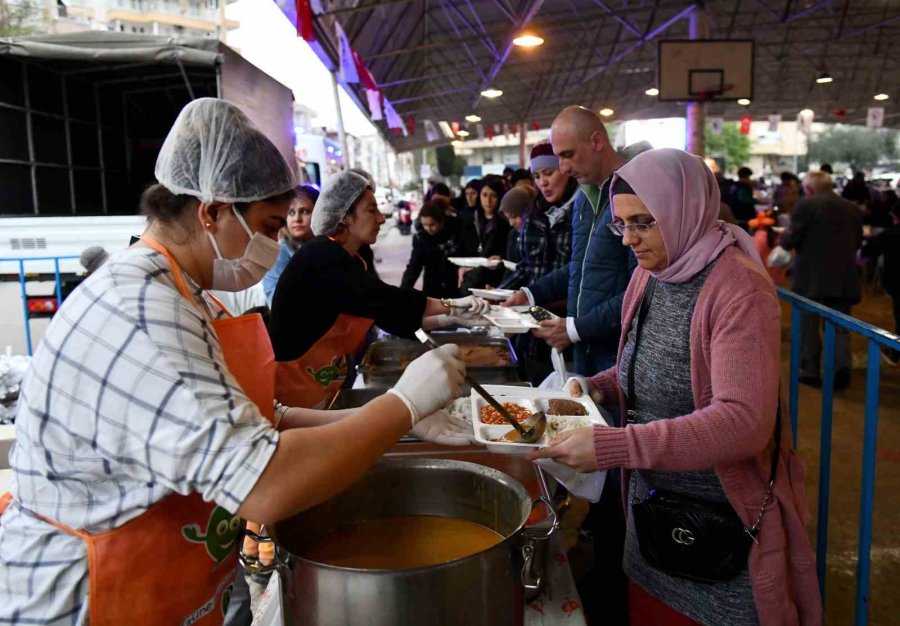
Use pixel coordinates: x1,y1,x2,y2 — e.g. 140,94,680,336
588,246,822,626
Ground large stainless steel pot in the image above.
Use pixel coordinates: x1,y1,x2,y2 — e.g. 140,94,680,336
266,458,557,626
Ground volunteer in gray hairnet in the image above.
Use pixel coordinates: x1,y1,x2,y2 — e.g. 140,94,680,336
269,169,490,409
0,97,470,625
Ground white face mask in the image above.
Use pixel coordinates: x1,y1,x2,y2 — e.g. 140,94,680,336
206,207,280,292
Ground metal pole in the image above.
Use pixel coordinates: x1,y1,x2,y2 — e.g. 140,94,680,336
18,260,32,356
95,85,108,214
685,9,708,156
22,64,39,215
53,258,63,305
61,76,76,213
815,320,837,597
518,121,527,169
855,341,882,625
330,71,350,169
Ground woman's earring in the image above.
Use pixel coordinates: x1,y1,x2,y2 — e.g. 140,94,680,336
205,222,212,229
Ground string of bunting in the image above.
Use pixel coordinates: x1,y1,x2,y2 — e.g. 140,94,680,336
290,1,546,143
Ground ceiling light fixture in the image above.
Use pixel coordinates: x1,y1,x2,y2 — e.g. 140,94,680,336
513,33,544,47
598,107,614,117
480,88,503,98
645,87,659,96
874,93,889,101
456,129,470,137
737,98,751,106
799,108,814,117
465,114,482,122
815,72,833,84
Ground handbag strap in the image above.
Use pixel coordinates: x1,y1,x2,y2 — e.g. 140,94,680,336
625,277,656,414
747,398,781,542
623,276,782,541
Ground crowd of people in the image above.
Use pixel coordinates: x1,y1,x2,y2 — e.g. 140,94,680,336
14,95,899,626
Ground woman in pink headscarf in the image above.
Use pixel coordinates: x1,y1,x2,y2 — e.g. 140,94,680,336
532,149,820,626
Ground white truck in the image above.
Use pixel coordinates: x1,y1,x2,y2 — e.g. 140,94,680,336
0,32,297,277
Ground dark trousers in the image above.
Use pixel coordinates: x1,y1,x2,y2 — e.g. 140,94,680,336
887,294,900,359
800,298,853,377
579,468,628,626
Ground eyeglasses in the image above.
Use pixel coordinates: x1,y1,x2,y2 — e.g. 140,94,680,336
607,221,657,237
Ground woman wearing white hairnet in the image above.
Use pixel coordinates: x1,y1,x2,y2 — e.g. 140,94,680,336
269,170,490,409
0,98,467,625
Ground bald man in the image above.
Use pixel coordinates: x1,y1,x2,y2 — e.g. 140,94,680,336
505,106,649,375
503,107,650,625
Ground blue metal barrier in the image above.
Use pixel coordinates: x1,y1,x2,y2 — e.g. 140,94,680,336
777,287,900,626
0,255,79,356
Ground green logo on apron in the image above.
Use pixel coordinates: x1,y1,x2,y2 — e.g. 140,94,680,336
182,507,241,564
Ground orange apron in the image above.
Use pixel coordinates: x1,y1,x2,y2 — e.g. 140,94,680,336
275,240,373,408
0,235,275,625
275,314,372,408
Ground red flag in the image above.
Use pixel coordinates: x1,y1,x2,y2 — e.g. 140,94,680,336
406,116,416,136
739,115,752,135
510,123,518,135
831,108,847,118
451,121,460,135
532,121,540,131
486,125,494,140
296,0,315,41
353,49,378,91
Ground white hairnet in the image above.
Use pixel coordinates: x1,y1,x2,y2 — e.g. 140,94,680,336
311,171,371,237
154,98,297,203
348,167,376,191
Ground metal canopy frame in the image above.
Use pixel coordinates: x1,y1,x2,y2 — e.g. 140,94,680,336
310,0,900,150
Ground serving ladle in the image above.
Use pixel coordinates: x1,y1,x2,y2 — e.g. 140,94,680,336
415,329,546,444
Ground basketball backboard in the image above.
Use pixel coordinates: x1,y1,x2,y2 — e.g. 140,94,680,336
657,40,754,102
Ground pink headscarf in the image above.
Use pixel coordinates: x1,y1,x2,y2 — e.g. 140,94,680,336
611,148,762,284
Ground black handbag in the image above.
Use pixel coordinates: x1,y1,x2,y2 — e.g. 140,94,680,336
626,278,780,584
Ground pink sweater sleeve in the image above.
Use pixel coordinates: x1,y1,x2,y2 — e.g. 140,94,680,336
593,285,781,472
589,366,619,405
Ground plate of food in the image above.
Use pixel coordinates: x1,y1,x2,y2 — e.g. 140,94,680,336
470,386,607,454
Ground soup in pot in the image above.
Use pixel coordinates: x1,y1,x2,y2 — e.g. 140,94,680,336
298,515,504,570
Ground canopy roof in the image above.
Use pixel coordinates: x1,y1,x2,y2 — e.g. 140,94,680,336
309,0,899,149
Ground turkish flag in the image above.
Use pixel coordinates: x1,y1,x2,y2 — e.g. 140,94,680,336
353,49,378,91
739,115,752,135
296,0,315,41
406,116,416,136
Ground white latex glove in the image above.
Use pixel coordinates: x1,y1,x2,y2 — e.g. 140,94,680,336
387,344,465,425
409,410,472,446
445,296,490,319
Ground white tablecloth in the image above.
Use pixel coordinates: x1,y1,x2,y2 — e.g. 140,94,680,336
525,532,587,626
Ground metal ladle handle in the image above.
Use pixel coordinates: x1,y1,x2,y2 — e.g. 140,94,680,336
415,329,529,437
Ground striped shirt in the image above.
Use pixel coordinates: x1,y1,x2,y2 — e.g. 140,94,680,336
0,247,279,625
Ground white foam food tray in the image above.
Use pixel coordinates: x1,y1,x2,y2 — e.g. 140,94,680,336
448,256,503,268
471,385,606,455
482,306,541,334
469,288,517,301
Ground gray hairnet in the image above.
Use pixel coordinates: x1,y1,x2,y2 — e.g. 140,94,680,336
154,98,297,203
347,167,377,191
311,171,371,237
